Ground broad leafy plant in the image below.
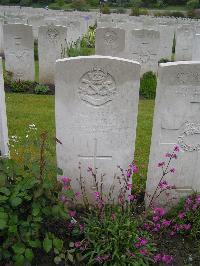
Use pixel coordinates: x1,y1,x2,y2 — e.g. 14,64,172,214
0,131,67,265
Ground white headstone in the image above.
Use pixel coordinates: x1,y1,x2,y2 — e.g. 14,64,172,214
3,24,35,81
158,25,174,60
146,61,200,207
95,27,126,57
38,25,67,84
0,57,9,156
127,29,160,75
55,56,141,202
175,25,194,61
66,20,81,45
192,34,200,60
27,15,44,39
0,18,4,55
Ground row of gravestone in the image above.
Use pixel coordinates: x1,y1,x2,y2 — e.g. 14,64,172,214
96,24,200,63
4,24,69,84
0,12,94,55
4,23,200,85
0,55,200,207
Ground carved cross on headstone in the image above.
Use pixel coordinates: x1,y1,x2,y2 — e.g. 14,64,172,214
78,138,112,189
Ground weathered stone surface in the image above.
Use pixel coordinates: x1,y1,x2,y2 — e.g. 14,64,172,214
27,15,44,39
3,23,35,81
38,25,67,84
175,25,194,61
0,57,9,156
146,61,200,207
0,18,4,54
55,56,140,202
95,27,126,57
158,24,174,60
66,20,81,45
127,29,160,75
192,34,200,60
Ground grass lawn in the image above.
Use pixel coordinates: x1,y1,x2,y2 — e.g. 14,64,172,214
5,93,154,187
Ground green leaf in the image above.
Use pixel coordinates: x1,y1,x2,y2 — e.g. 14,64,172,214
12,243,25,255
0,187,10,196
0,173,6,186
53,238,63,252
25,248,34,262
13,254,25,266
0,219,7,229
8,225,17,233
28,240,41,248
34,187,43,198
0,211,8,220
0,195,8,203
32,207,40,216
67,252,74,263
43,238,52,253
54,256,62,265
9,196,22,207
63,189,74,198
69,242,74,248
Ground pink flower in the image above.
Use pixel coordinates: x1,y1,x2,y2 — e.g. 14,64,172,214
130,164,139,173
127,183,132,189
143,223,151,230
69,210,76,217
184,224,191,230
128,194,137,201
87,167,93,172
111,213,116,220
196,195,200,203
192,204,198,210
61,176,71,184
162,219,171,227
75,241,82,248
162,254,173,265
79,223,84,231
139,249,148,256
135,238,148,248
173,224,180,231
154,254,162,263
118,194,125,205
174,145,180,152
170,168,175,173
186,197,193,205
68,222,75,230
126,169,132,178
153,207,165,217
158,180,168,189
178,212,185,219
60,194,66,202
75,191,81,199
153,216,160,222
98,200,104,210
92,191,100,200
172,154,177,159
154,254,173,265
170,231,176,237
165,152,172,158
158,161,165,167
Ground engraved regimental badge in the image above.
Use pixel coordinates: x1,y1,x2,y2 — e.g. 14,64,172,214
178,122,200,152
78,67,117,106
